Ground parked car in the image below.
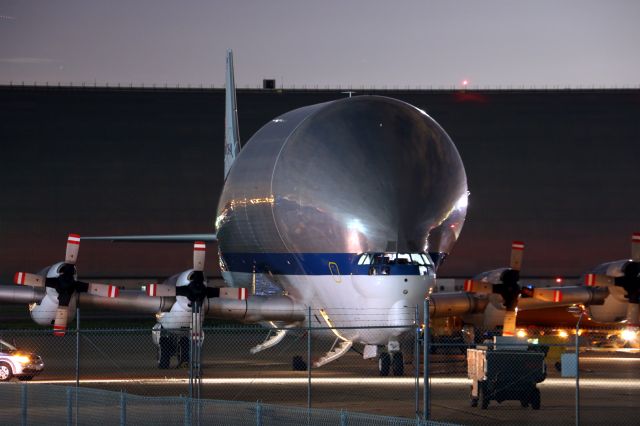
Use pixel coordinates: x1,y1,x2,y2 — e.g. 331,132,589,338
0,339,44,381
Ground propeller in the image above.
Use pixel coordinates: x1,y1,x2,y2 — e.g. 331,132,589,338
584,232,640,326
464,241,563,336
14,233,119,336
145,241,218,304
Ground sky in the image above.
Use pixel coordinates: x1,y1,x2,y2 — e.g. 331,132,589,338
0,0,639,89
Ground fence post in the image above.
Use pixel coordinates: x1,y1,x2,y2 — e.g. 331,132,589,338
340,409,347,426
120,391,126,426
307,306,312,410
184,396,191,426
414,305,420,419
66,387,73,426
256,401,262,426
20,383,27,426
423,298,431,420
76,306,80,388
575,312,583,426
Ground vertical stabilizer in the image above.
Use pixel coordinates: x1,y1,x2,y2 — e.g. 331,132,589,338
224,49,241,179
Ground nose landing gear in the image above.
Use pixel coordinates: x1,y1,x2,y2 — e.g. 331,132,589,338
378,351,404,376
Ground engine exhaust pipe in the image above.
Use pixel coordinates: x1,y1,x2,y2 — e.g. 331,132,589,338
78,290,175,313
429,292,488,318
205,295,306,322
0,285,45,304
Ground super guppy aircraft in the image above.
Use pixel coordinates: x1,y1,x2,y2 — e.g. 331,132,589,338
3,50,625,375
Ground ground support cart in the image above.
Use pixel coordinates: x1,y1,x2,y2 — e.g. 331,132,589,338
467,340,546,410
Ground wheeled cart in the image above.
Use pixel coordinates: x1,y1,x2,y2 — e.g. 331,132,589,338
467,340,547,410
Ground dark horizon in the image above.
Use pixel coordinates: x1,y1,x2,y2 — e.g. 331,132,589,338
1,86,639,282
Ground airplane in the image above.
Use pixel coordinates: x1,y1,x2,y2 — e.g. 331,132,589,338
0,50,633,375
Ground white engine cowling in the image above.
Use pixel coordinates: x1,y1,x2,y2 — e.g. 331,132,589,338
155,270,202,330
29,287,76,326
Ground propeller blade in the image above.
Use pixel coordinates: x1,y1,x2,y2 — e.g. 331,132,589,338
193,241,206,272
585,273,614,287
65,233,81,265
53,307,68,336
464,279,492,294
510,241,525,271
502,310,517,336
626,303,639,327
632,232,640,262
146,283,176,297
532,288,563,303
14,272,45,287
87,283,119,298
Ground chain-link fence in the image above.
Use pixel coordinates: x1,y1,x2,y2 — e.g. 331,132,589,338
0,383,457,426
1,317,639,425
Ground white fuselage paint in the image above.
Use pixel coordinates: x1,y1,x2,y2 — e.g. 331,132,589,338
223,270,433,345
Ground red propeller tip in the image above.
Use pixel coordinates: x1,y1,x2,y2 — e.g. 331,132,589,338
632,233,640,242
585,274,596,286
53,326,66,337
14,272,24,285
194,242,206,251
511,241,525,250
67,234,81,244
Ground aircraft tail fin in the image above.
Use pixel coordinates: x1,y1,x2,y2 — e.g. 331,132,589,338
224,49,241,179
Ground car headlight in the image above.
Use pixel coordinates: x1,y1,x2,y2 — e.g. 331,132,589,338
14,355,31,365
621,328,638,342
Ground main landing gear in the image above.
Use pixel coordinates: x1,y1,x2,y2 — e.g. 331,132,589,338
378,351,404,376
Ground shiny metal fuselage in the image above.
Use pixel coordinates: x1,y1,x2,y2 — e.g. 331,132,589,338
216,96,467,344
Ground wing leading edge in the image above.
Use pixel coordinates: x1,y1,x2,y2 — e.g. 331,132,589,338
82,234,217,243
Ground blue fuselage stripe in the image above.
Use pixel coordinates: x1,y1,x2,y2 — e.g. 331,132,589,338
221,253,433,276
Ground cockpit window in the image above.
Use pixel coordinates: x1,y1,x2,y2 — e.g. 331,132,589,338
357,252,433,266
357,253,373,265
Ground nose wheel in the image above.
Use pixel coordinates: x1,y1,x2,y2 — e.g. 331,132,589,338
378,352,404,376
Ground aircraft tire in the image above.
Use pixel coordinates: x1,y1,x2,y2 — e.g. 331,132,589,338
378,353,391,376
158,336,174,369
479,382,489,409
292,355,307,371
392,352,404,376
531,388,541,410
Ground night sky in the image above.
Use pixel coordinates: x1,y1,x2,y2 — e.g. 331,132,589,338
1,1,639,88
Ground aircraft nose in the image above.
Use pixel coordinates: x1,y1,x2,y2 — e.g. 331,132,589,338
388,299,418,328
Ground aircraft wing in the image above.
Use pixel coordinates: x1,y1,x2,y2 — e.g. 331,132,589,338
78,289,175,313
428,285,608,318
82,234,217,243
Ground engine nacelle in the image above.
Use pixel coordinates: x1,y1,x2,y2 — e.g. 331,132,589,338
153,269,205,330
38,262,74,280
473,268,509,284
588,285,629,323
591,260,632,277
29,287,76,326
